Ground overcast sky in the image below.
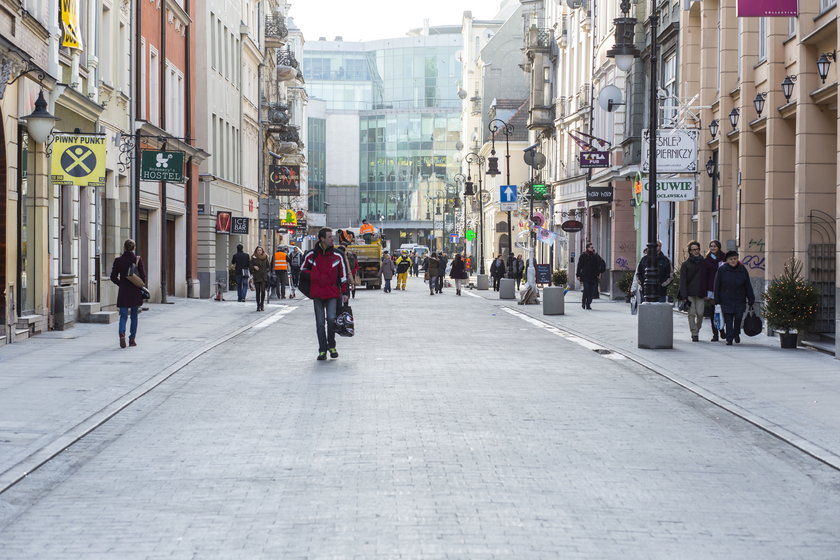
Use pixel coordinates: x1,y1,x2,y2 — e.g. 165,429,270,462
291,0,502,42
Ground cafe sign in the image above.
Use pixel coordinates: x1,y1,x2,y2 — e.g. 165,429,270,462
641,129,699,173
641,177,696,201
141,150,185,182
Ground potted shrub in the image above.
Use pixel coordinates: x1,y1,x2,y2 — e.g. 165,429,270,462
762,258,819,348
552,269,568,287
617,270,634,302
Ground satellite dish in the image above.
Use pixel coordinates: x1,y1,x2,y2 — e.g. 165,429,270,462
598,85,624,112
532,153,546,169
523,149,535,166
566,0,584,8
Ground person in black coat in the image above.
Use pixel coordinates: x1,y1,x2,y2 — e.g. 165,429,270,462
636,240,673,302
110,239,146,348
449,253,468,296
713,250,756,345
703,240,727,341
576,243,606,309
677,241,708,341
489,256,506,291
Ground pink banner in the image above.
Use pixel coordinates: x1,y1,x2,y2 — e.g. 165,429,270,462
738,0,797,17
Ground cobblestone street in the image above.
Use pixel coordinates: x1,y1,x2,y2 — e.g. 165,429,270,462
1,279,840,558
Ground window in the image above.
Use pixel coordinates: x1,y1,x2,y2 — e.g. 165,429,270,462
212,115,218,175
101,6,112,85
820,0,836,11
211,13,216,70
140,39,146,119
149,47,159,125
758,18,767,62
120,22,129,90
788,17,796,37
663,53,677,127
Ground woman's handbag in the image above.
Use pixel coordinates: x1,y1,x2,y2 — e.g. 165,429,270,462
743,305,763,337
713,304,724,331
126,257,145,288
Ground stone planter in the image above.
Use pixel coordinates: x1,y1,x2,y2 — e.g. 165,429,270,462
779,332,798,349
543,286,565,315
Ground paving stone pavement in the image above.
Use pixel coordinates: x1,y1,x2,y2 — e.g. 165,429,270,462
0,278,839,558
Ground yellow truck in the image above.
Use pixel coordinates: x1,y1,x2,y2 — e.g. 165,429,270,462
346,242,383,289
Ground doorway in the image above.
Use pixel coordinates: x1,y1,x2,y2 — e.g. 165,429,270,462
167,217,176,295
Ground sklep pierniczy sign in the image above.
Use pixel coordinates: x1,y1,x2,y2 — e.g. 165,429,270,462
641,129,699,173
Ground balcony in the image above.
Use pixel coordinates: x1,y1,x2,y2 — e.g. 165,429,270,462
276,47,300,82
527,105,555,132
524,26,552,54
265,15,288,47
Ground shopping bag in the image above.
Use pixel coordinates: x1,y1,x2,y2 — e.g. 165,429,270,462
743,305,763,337
630,293,638,315
713,304,724,331
335,305,354,337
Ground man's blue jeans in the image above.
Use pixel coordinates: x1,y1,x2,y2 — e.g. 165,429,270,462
118,307,139,339
313,298,338,352
236,273,249,301
384,278,391,292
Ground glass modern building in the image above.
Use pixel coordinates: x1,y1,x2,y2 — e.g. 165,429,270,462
305,28,463,245
307,116,327,214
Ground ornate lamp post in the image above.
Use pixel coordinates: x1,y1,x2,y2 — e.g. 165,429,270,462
465,152,486,275
487,119,514,277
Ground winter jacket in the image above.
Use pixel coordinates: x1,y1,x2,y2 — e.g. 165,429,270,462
714,262,755,315
437,256,448,277
490,259,506,279
396,256,412,274
576,251,606,280
425,256,440,277
300,244,350,300
231,250,250,274
678,255,707,298
703,252,725,298
380,257,396,280
110,251,146,308
449,258,467,279
249,254,270,283
515,258,525,279
636,253,673,298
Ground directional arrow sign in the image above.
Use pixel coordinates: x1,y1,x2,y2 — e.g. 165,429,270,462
500,185,518,211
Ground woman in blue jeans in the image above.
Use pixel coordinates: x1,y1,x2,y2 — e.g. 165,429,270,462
110,239,147,348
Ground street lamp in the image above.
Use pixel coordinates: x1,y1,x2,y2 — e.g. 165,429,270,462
709,119,719,140
781,75,797,102
606,0,640,72
20,90,59,144
465,152,486,275
729,107,740,129
753,92,767,118
817,52,835,84
488,118,514,278
453,173,467,254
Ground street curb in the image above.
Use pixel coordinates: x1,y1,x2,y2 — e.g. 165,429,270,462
469,289,840,472
0,304,300,495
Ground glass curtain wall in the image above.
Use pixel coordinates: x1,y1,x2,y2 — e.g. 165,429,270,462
307,117,327,213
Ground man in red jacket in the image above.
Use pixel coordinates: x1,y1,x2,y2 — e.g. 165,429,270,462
301,228,350,360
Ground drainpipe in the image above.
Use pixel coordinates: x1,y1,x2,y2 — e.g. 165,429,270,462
185,0,195,296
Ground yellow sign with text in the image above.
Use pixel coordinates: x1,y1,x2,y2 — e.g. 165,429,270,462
51,135,106,187
60,0,83,49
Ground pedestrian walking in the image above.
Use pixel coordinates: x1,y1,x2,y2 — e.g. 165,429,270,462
704,240,727,342
288,246,303,298
514,254,525,291
714,250,756,346
576,243,606,310
110,239,146,348
449,253,468,295
272,245,290,299
436,251,448,293
396,251,412,290
250,246,270,311
380,251,396,293
677,241,707,341
231,244,250,302
424,252,440,295
490,255,506,291
465,255,472,274
300,228,350,360
411,251,419,276
636,240,673,302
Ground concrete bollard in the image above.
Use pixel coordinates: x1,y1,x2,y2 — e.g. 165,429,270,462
637,302,674,349
542,286,565,315
499,278,516,300
476,274,489,290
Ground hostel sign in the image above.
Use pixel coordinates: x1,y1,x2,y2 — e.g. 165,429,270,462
140,150,185,182
51,135,106,187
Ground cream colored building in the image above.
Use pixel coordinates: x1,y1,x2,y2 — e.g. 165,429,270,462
680,0,838,352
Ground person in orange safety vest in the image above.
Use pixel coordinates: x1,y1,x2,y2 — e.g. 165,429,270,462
272,246,290,299
360,219,375,243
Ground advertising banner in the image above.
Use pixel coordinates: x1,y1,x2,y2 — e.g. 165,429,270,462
51,134,106,187
60,0,83,49
641,177,697,201
641,129,699,173
268,165,301,196
579,151,610,168
216,212,232,234
737,0,797,17
586,185,614,203
231,217,249,235
140,150,185,182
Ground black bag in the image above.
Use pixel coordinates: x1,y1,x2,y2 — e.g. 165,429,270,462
743,306,763,337
335,304,354,337
297,270,311,298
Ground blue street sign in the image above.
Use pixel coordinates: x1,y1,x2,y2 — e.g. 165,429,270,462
500,185,517,203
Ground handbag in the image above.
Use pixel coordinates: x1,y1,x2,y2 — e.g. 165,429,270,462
335,304,354,337
743,305,763,337
297,270,311,298
127,257,145,288
713,304,724,331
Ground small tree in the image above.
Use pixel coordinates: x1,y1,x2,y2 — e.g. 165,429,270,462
762,258,819,334
617,270,634,294
552,269,568,286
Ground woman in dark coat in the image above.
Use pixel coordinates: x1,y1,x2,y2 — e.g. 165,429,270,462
449,253,468,296
110,239,146,348
424,253,440,295
713,250,756,346
250,246,270,312
703,240,727,341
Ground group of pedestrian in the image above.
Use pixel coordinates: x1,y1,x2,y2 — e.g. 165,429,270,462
229,243,303,310
677,239,754,345
489,254,528,291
